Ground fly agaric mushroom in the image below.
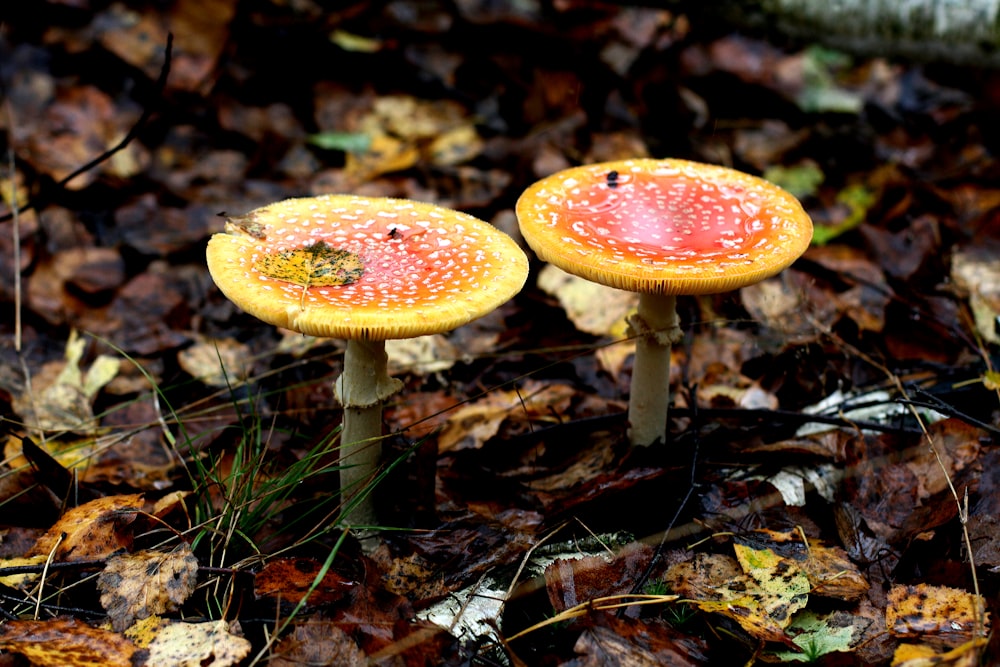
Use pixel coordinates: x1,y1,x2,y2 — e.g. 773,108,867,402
206,194,528,528
516,158,813,447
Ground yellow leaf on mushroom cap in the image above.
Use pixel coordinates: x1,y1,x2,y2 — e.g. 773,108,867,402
207,195,529,341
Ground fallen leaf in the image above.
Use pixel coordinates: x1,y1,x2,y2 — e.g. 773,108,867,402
30,494,143,561
537,263,637,337
891,637,989,667
270,620,367,667
545,543,653,612
11,329,120,434
178,336,253,387
0,554,48,588
885,583,989,648
437,381,576,452
98,545,200,631
253,557,355,608
764,610,868,662
385,334,458,374
144,620,251,667
951,243,1000,345
0,617,135,667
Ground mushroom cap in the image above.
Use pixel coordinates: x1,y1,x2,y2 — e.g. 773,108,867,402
207,195,528,340
516,159,813,295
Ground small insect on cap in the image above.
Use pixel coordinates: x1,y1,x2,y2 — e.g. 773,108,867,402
207,195,529,341
515,159,813,295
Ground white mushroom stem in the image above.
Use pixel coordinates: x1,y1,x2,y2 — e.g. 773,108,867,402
334,339,404,527
627,293,683,447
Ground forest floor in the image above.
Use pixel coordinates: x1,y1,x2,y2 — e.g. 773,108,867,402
1,1,999,665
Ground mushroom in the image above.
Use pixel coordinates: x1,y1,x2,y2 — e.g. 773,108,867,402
206,194,528,527
516,158,813,447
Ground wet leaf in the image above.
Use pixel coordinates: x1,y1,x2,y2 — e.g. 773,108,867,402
11,329,120,434
886,584,989,647
0,617,135,667
537,263,637,337
437,381,576,452
270,621,367,667
256,240,365,287
144,620,251,667
29,494,143,561
950,244,1000,345
177,336,253,387
764,610,865,662
98,545,200,631
253,557,355,608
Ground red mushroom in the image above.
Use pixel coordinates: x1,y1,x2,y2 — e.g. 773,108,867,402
207,195,528,529
516,159,813,447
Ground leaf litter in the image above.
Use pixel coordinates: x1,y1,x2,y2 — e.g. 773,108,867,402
1,0,999,664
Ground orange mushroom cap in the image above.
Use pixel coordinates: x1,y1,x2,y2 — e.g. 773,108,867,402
207,195,528,341
516,159,813,295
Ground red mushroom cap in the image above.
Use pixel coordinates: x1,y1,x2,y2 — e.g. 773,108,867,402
207,195,528,340
516,159,813,295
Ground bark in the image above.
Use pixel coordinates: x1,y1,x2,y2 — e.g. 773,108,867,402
674,0,1000,66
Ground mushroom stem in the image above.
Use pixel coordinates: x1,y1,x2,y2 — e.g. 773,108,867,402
627,293,682,447
335,339,403,527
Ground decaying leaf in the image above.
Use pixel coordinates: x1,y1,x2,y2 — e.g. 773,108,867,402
951,244,1000,345
98,544,200,631
437,380,576,452
386,334,458,374
11,329,120,434
740,528,869,602
254,557,355,608
733,542,811,627
177,336,253,387
29,494,143,561
891,637,989,667
665,543,810,648
144,620,251,667
537,263,637,338
886,583,989,648
270,620,367,667
0,617,135,667
0,554,48,588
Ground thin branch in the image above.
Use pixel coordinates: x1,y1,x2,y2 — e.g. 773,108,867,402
0,33,173,223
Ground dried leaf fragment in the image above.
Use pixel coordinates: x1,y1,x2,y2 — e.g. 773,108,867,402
98,545,200,631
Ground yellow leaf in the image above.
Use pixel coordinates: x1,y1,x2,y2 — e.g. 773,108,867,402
886,583,990,647
0,617,135,667
145,620,251,667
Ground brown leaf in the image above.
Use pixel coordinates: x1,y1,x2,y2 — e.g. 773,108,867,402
572,615,708,667
437,381,576,452
98,545,200,631
545,543,653,612
30,494,143,561
0,617,135,667
270,620,367,667
254,557,355,608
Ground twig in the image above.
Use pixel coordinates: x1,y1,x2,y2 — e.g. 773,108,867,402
0,34,173,223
